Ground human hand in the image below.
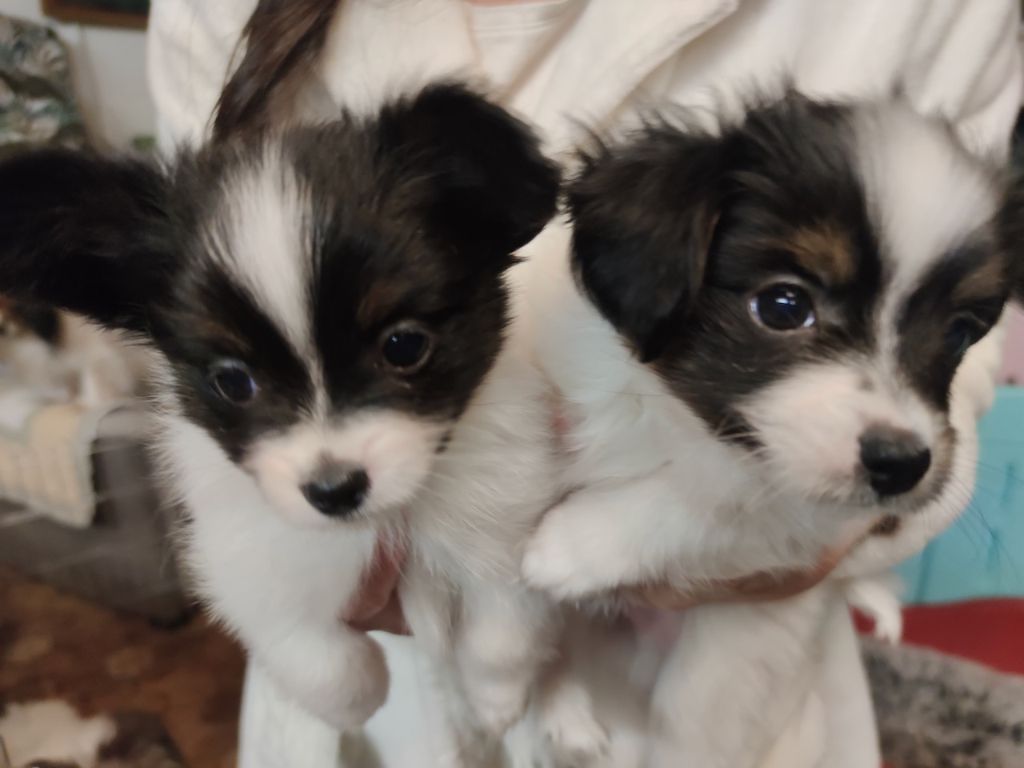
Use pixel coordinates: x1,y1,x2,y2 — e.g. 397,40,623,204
344,536,410,636
621,520,877,610
346,518,878,633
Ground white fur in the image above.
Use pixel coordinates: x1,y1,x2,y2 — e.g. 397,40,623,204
399,271,566,758
739,359,940,506
154,156,567,758
521,102,998,767
0,700,116,767
522,231,858,600
508,611,653,768
836,342,988,576
159,409,388,729
151,155,431,728
214,150,315,360
853,105,997,298
0,311,147,407
244,411,445,527
845,573,904,644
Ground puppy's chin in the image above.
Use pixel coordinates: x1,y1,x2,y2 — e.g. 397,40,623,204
243,411,449,528
735,360,954,516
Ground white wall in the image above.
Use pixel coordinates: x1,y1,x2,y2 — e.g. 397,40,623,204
2,0,155,149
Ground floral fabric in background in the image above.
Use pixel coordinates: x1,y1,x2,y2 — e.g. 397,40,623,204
0,13,86,155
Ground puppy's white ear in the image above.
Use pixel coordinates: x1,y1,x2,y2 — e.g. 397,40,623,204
0,147,173,334
568,130,723,363
379,83,561,262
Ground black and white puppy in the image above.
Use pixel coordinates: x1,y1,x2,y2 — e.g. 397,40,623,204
522,92,1020,767
0,84,563,749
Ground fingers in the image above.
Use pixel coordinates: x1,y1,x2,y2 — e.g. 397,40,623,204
349,590,411,636
343,534,409,635
346,516,883,632
625,517,881,611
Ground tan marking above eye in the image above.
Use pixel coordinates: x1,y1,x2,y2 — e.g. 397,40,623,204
950,256,1007,307
193,318,253,356
749,224,856,286
786,225,856,285
356,281,407,329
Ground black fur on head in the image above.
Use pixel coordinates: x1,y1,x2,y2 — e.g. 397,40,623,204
997,170,1024,302
377,83,560,258
0,84,559,465
0,148,174,335
568,91,1011,462
0,82,557,335
567,92,872,364
568,125,724,363
0,298,61,344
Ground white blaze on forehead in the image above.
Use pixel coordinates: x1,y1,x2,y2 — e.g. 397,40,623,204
852,104,997,295
210,147,315,359
851,104,999,373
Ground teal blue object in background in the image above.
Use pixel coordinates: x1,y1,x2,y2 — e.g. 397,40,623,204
898,386,1024,604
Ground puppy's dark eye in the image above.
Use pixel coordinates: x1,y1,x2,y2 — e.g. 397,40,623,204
209,359,258,405
750,284,816,331
944,316,987,361
381,324,433,372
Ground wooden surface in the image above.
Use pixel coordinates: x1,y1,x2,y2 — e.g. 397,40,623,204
0,568,242,768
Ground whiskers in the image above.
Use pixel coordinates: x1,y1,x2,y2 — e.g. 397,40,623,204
949,466,1022,580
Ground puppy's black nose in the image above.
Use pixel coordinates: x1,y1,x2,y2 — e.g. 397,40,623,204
301,462,370,518
859,429,931,497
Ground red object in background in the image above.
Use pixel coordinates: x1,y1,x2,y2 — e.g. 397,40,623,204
855,598,1024,676
858,600,1024,768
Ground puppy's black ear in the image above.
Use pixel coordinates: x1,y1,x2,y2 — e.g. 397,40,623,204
568,128,724,362
999,171,1024,302
379,83,560,259
0,148,173,334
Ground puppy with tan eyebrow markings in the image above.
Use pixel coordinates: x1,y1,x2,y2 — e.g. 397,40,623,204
522,91,1022,767
0,82,573,765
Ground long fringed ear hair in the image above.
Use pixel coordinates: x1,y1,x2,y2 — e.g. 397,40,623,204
214,0,560,255
213,0,344,141
568,90,872,364
0,0,347,332
567,123,727,363
0,148,174,335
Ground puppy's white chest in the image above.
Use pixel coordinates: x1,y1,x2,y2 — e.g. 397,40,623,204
160,415,375,627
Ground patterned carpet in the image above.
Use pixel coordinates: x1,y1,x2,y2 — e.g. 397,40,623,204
0,568,244,768
5,565,1023,767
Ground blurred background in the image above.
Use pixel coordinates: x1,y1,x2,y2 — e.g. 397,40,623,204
0,3,241,767
0,2,1021,768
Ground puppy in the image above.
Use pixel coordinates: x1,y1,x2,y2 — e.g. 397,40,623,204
522,92,1018,767
0,83,562,749
0,298,145,406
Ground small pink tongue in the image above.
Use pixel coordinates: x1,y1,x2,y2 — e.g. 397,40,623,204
342,534,407,625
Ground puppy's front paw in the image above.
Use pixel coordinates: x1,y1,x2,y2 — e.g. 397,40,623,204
523,515,611,600
872,606,903,645
540,683,609,766
846,578,903,646
271,636,390,731
464,677,529,737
